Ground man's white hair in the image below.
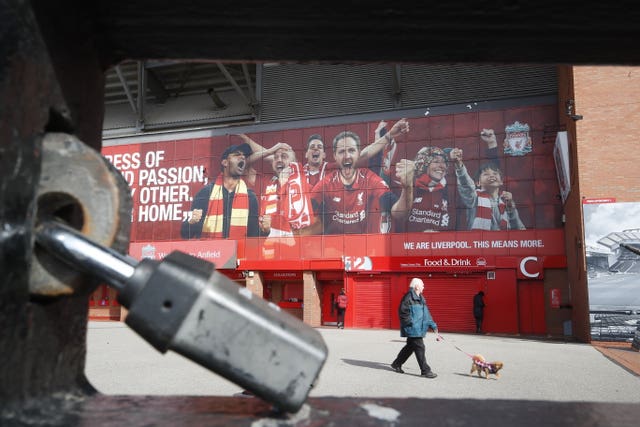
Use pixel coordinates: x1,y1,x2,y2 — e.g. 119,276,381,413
409,277,424,289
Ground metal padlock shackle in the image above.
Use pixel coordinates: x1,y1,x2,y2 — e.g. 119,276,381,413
36,221,135,293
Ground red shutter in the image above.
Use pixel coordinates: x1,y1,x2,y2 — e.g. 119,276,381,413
422,276,482,333
353,278,391,329
518,280,546,334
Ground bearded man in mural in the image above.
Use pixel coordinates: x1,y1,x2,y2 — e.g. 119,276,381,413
180,143,261,239
391,146,455,232
308,127,415,235
452,129,526,231
303,120,411,189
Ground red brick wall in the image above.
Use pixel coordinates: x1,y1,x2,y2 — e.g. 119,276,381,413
303,271,321,327
574,66,640,201
565,66,640,342
246,271,264,298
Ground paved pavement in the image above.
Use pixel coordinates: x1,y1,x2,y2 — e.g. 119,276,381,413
592,340,640,377
86,322,639,404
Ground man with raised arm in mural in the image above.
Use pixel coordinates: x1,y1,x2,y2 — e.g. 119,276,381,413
236,134,313,237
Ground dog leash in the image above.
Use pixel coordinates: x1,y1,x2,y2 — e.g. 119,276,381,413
436,333,474,359
437,333,495,371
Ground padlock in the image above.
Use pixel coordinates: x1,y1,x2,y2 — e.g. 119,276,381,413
36,220,328,413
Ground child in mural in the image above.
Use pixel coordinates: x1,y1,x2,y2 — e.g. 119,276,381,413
391,145,455,232
451,129,526,230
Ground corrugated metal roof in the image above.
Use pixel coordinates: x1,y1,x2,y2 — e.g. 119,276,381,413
102,62,557,136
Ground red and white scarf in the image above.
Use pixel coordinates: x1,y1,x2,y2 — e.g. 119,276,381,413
472,190,508,230
283,162,313,229
263,162,314,232
415,174,446,193
202,175,249,239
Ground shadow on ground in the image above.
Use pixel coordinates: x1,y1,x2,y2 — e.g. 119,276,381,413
341,358,394,372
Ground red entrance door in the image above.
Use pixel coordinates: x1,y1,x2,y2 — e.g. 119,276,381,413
353,278,391,329
321,282,342,326
518,280,546,335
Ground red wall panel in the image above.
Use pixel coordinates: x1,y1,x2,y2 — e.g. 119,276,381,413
485,269,519,334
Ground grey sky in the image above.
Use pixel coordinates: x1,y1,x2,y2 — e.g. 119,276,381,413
583,202,640,249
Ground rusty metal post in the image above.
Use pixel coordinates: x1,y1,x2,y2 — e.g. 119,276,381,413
0,0,105,409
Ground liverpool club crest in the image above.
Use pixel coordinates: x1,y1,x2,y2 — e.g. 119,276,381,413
504,121,532,156
141,244,157,260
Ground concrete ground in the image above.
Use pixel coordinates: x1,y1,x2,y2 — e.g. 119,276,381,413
85,322,639,404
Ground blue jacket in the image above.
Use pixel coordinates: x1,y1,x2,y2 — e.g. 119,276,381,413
399,290,437,337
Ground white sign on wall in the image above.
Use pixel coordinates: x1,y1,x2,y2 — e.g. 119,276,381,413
553,131,571,203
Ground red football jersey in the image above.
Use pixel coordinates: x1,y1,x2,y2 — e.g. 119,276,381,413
303,161,337,187
404,187,453,232
312,168,392,235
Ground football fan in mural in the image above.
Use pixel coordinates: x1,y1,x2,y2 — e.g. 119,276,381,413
452,129,526,231
180,143,261,239
391,146,454,232
309,128,414,235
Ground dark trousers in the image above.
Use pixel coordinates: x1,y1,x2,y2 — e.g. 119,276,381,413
336,308,345,327
392,337,431,374
475,316,483,333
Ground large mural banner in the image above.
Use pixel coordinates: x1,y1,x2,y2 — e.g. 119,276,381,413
102,103,565,262
583,200,640,341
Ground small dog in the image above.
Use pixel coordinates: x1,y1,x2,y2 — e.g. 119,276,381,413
470,354,504,379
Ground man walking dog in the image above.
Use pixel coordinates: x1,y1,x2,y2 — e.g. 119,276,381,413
391,278,439,378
